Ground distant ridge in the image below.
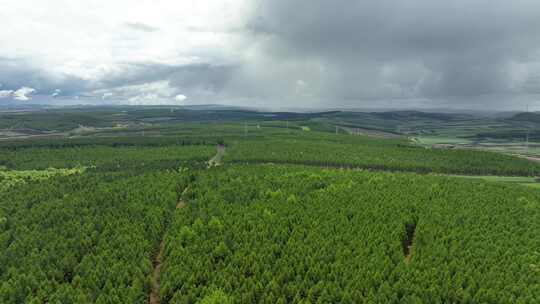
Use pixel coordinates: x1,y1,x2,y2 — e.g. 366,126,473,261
509,111,540,123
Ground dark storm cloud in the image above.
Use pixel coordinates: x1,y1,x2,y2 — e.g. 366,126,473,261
0,57,87,96
94,62,182,88
77,62,241,104
96,62,238,95
169,64,236,93
246,0,540,105
0,56,237,103
522,73,540,95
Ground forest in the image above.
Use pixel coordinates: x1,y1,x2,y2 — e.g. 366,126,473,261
0,170,185,302
0,142,207,302
226,134,540,176
4,0,540,300
159,165,540,303
0,119,539,303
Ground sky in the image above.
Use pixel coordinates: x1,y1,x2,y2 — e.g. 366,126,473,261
1,0,540,110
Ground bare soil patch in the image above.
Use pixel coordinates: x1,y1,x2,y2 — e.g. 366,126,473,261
207,144,225,167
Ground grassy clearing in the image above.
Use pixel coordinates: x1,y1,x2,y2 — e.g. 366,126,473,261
414,136,472,145
0,167,87,192
450,174,539,188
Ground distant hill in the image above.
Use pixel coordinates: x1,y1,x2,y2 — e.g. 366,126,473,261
0,103,49,113
509,112,540,123
181,104,252,111
368,110,472,121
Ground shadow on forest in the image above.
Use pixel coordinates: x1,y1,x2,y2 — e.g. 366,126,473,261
402,219,417,262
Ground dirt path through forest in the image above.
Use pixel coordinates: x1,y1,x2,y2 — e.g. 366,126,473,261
520,155,540,163
149,147,224,303
148,200,185,304
207,144,225,167
148,240,164,304
403,222,417,264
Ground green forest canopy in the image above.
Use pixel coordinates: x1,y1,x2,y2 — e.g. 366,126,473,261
0,128,539,303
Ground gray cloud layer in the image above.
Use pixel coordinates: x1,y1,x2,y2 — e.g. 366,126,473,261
246,0,540,107
2,1,540,109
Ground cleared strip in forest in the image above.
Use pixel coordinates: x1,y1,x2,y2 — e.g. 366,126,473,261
402,221,417,263
149,240,164,304
149,198,186,304
149,147,220,303
228,159,540,180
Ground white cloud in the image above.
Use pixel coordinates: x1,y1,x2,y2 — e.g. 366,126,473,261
175,94,187,102
0,90,13,98
128,93,159,104
128,93,186,105
2,1,540,110
102,92,114,100
52,89,61,97
124,22,159,32
12,87,36,101
94,80,185,105
0,0,250,84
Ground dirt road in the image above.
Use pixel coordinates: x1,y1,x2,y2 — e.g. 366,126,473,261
207,144,225,167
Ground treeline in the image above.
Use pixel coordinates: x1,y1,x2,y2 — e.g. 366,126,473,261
159,164,540,303
226,137,540,176
0,136,218,151
0,169,192,303
0,145,214,171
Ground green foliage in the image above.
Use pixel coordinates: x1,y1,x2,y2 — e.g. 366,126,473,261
0,136,217,150
0,167,86,192
2,117,540,303
200,289,233,304
160,164,540,303
0,145,214,171
226,136,540,176
0,170,188,303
